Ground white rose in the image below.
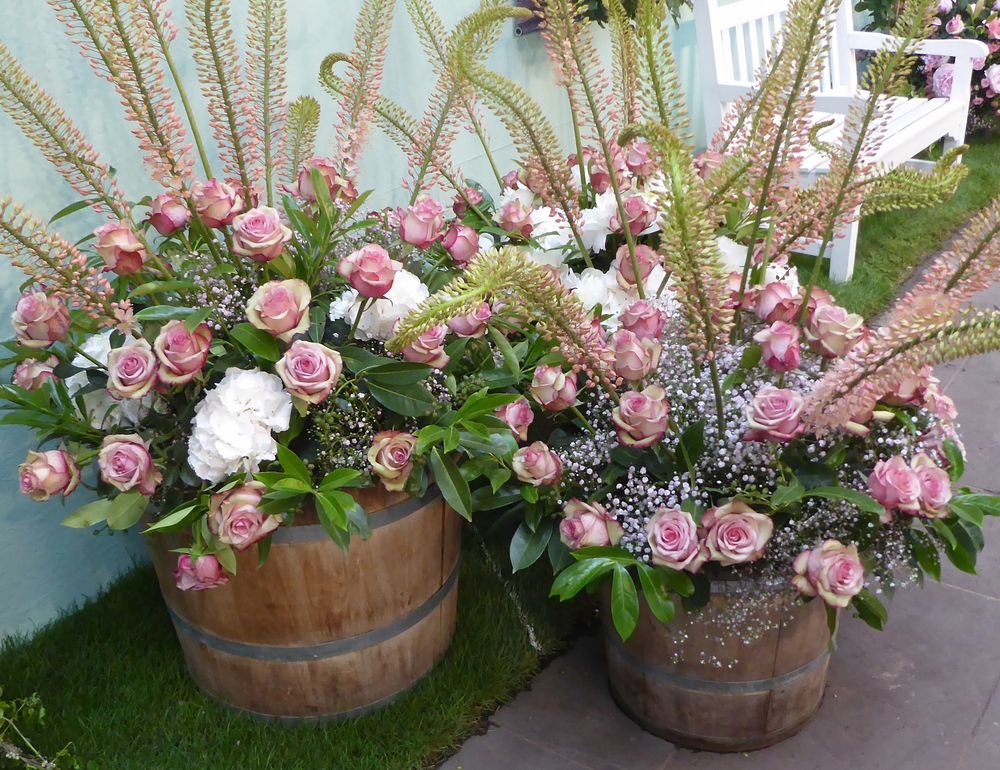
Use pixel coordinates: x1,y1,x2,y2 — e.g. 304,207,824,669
329,269,429,341
65,330,153,428
716,236,747,272
494,186,536,215
578,190,619,253
985,64,1000,93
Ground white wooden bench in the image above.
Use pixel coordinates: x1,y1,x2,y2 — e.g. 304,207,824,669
692,0,989,281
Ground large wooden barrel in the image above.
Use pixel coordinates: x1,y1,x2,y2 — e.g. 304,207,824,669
148,487,461,721
602,584,831,752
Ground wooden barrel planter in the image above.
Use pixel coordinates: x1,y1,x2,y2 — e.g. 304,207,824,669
601,583,832,752
147,487,461,721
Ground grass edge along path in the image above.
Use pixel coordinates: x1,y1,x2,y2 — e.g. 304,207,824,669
0,534,583,770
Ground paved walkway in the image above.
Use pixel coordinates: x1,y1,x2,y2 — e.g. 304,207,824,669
443,283,1000,770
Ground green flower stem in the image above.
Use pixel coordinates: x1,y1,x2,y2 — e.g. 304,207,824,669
569,404,596,435
345,297,371,343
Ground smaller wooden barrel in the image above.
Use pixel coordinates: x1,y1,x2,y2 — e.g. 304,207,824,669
602,585,831,752
148,487,461,721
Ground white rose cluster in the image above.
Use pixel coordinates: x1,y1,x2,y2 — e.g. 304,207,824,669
328,269,429,341
187,368,292,483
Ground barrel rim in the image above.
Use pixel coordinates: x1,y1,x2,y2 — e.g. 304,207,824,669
167,564,458,662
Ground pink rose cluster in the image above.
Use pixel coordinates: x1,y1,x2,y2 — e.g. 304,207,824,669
644,502,773,571
868,453,952,519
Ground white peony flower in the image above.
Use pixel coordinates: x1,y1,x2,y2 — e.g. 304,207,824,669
578,190,619,254
65,330,154,429
187,368,292,483
329,269,429,341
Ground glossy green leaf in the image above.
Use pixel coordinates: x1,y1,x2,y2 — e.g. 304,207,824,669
804,486,885,516
636,563,676,625
851,588,888,630
509,519,553,572
610,564,640,640
366,379,436,417
277,444,312,484
429,448,472,519
61,498,113,529
130,280,197,298
144,502,200,534
550,557,615,600
230,323,281,362
942,439,965,482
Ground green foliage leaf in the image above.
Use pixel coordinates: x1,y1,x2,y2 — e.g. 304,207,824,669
804,486,885,516
277,444,312,484
133,305,198,322
319,468,362,491
62,498,114,529
771,481,806,509
509,519,554,572
429,448,472,519
488,325,521,377
636,563,676,625
852,588,888,630
215,545,237,576
550,556,615,601
610,564,640,640
908,528,941,581
130,280,198,298
144,502,201,534
366,379,436,417
942,439,965,482
230,323,281,362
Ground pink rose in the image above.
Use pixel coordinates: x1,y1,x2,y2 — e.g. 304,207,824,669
232,206,292,262
18,449,80,502
147,193,191,236
805,303,865,358
442,224,480,267
945,16,963,35
868,455,922,514
153,320,212,386
792,540,864,608
246,279,312,342
693,150,723,179
98,434,162,496
453,187,484,216
615,244,660,289
512,441,563,487
174,554,229,592
619,300,666,340
755,281,799,323
192,179,244,228
754,321,801,373
11,293,70,349
496,397,534,442
911,453,951,517
13,356,57,390
338,244,401,299
932,63,955,97
559,499,623,549
530,365,578,412
448,302,491,338
275,340,343,405
744,385,805,442
401,324,450,369
610,329,662,382
988,18,1000,40
610,194,657,237
208,481,281,550
624,139,656,176
646,507,700,571
94,221,148,274
924,384,958,421
497,199,534,238
587,142,626,193
726,271,759,311
368,431,418,491
107,340,158,399
501,170,521,189
291,156,358,203
883,366,936,406
612,385,669,448
701,501,773,566
398,196,445,248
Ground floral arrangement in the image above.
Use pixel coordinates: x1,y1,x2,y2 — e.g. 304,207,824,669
0,0,530,591
387,0,1000,642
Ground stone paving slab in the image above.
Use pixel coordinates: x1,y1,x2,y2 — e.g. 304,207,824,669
443,286,1000,770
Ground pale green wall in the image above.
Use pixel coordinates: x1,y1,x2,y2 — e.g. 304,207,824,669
0,1,701,638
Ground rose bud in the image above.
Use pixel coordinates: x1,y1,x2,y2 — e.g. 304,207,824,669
512,441,563,487
619,300,666,340
192,179,244,228
208,481,281,550
700,501,773,566
442,224,480,267
615,244,660,289
94,221,148,274
174,553,230,591
610,194,657,237
107,339,158,400
18,448,80,502
610,328,661,382
147,193,191,236
275,340,343,406
725,271,759,311
448,302,492,338
805,303,865,358
501,169,521,189
368,431,418,492
232,206,293,262
453,187,484,216
792,540,864,608
612,385,669,448
755,281,800,324
743,386,805,443
496,199,534,238
559,498,623,549
911,453,952,517
401,324,450,369
625,139,656,176
530,365,578,412
337,244,402,299
13,356,58,391
246,279,312,342
868,455,922,514
496,398,535,442
153,320,212,386
292,156,357,203
98,434,162,496
693,150,723,179
646,507,700,571
398,195,446,248
11,292,71,349
754,320,801,373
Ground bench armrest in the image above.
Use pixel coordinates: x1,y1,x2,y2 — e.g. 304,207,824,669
846,31,989,61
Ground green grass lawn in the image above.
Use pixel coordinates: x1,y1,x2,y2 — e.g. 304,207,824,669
0,533,584,770
800,132,1000,318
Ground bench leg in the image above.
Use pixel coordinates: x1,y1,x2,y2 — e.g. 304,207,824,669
827,219,859,283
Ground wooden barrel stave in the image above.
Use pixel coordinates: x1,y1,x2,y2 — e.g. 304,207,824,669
148,487,462,720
